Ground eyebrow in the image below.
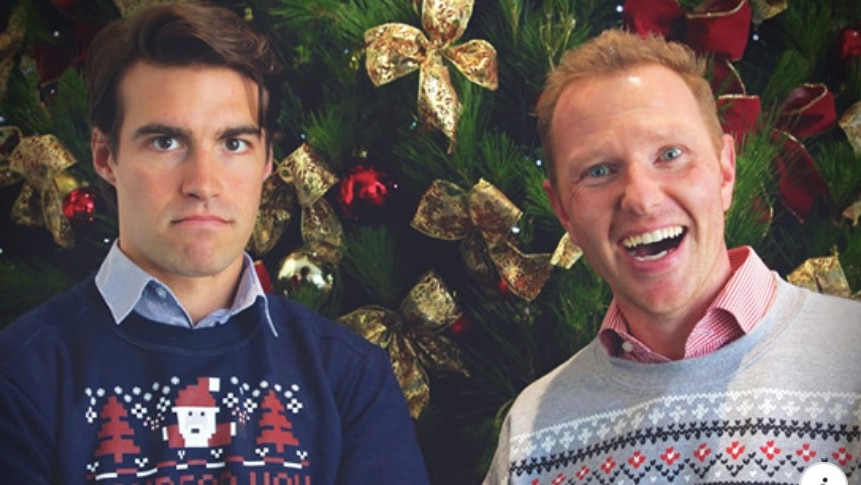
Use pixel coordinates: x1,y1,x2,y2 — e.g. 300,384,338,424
132,123,263,141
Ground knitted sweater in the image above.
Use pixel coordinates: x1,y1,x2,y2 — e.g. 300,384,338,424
484,278,861,484
0,277,429,484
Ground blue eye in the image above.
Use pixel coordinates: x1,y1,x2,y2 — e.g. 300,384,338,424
660,147,683,160
585,164,613,178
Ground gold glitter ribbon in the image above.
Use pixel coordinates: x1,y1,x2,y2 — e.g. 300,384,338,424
364,0,498,150
338,271,468,418
839,100,861,155
843,199,861,226
750,0,787,24
0,5,25,98
249,143,343,262
411,179,574,301
787,254,853,299
0,126,77,247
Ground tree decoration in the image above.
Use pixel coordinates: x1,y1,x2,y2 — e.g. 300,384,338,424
772,84,834,222
0,4,26,99
623,0,752,61
838,26,861,63
715,71,835,222
338,271,468,418
62,186,97,224
839,100,861,155
787,254,853,298
254,260,274,294
112,0,192,17
364,0,499,150
274,246,337,302
338,161,398,222
749,0,787,25
411,179,575,301
249,143,343,265
0,126,77,247
843,199,861,226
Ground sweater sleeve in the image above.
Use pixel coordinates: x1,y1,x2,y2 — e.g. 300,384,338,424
0,372,53,484
334,343,430,484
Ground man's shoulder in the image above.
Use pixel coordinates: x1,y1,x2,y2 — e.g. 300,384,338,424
1,277,101,338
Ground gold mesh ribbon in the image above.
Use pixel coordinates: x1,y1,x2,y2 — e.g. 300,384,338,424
411,179,573,301
364,0,498,151
0,5,25,99
0,127,77,247
249,143,343,262
338,271,468,418
113,0,193,17
839,100,861,155
843,199,861,226
787,255,853,299
750,0,787,24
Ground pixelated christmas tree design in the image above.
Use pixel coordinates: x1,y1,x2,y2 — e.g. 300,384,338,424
94,395,141,463
256,389,299,453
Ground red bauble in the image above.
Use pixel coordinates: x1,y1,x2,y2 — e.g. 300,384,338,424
448,316,472,337
338,163,397,221
839,27,861,62
62,187,97,223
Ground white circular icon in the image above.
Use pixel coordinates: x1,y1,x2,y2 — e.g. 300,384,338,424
799,462,848,485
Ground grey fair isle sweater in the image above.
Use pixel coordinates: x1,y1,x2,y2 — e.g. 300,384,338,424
484,278,861,485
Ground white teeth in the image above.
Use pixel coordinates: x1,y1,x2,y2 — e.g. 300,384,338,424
622,226,683,248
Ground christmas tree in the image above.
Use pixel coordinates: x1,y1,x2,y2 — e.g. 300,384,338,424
1,0,859,483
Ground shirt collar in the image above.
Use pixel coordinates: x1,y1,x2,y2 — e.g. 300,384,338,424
598,246,775,359
95,241,277,336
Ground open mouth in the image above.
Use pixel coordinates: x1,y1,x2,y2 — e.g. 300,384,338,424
621,226,686,261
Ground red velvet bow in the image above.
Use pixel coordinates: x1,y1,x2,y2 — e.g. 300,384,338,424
623,0,752,61
717,72,834,222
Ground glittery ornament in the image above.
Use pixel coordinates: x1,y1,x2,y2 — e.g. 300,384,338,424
274,247,337,301
62,186,97,223
839,27,861,62
338,163,397,222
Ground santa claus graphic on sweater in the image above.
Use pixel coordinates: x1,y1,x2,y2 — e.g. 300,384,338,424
162,377,235,448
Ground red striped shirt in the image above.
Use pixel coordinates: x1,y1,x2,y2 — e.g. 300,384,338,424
598,246,777,363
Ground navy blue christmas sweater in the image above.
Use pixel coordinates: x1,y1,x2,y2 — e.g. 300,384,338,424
0,277,429,484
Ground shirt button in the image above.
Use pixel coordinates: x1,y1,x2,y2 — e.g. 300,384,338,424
621,341,635,353
156,287,167,299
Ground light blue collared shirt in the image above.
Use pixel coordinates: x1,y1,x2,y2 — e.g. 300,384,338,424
94,241,277,336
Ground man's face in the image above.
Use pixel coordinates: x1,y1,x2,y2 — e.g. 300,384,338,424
93,61,271,288
544,64,736,327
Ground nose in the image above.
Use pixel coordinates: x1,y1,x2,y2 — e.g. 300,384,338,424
181,148,222,200
619,162,664,215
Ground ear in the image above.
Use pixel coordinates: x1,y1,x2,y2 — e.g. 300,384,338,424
543,178,580,246
91,129,117,186
263,147,274,180
719,133,737,212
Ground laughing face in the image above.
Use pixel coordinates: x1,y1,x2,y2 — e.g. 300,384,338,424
544,64,736,330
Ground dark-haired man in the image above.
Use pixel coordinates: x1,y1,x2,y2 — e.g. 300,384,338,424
0,4,428,483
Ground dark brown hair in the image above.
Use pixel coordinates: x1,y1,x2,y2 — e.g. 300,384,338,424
536,29,722,186
86,2,280,153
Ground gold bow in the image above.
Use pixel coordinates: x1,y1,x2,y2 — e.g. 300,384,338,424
411,179,577,301
839,100,861,155
338,271,468,418
787,254,853,299
0,126,77,247
250,143,343,263
0,4,25,99
364,0,498,150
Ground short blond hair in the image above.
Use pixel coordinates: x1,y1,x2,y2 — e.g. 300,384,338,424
536,29,723,186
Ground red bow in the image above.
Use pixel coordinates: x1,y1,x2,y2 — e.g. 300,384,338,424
717,69,834,221
623,0,752,61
